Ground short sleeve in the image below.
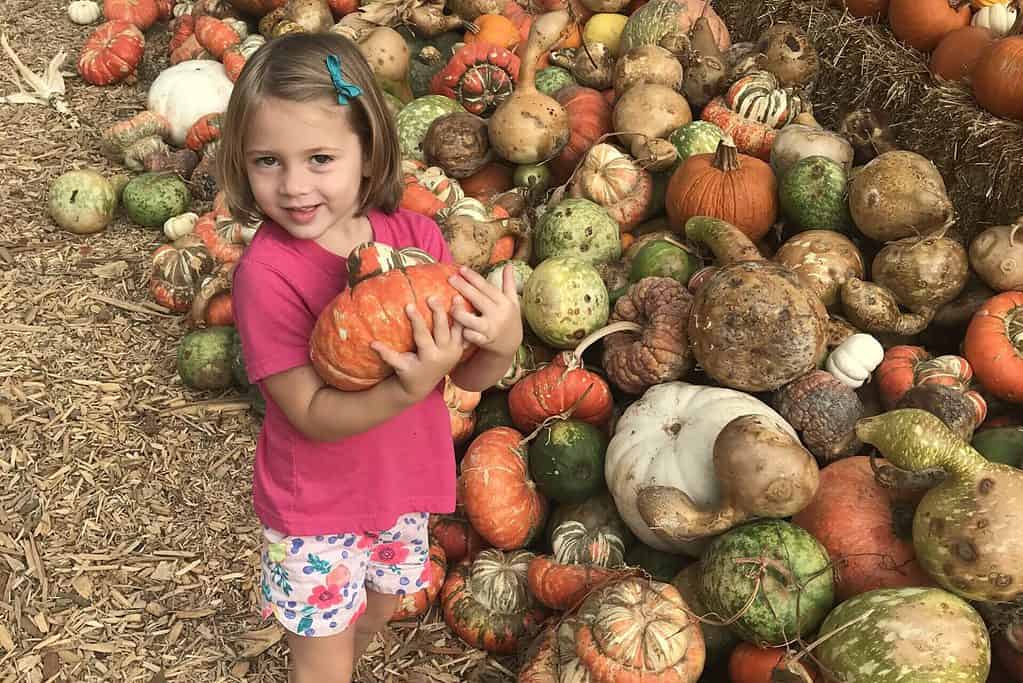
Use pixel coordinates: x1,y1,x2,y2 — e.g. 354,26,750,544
232,259,316,383
412,213,454,265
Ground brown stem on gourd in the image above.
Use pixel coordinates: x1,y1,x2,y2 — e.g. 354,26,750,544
711,138,741,172
1009,222,1022,249
1006,305,1023,348
638,485,749,542
869,449,947,490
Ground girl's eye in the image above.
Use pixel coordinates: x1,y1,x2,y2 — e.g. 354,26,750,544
311,154,333,165
254,156,278,167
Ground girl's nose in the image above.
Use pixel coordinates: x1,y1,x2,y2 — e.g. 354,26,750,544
280,166,311,196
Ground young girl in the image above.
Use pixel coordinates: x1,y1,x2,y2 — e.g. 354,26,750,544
217,33,522,682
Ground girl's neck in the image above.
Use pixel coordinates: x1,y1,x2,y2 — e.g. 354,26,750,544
314,212,374,258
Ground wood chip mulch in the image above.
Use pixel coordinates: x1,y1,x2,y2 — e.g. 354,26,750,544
0,1,516,680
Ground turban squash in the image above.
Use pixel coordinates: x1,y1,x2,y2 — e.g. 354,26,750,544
310,243,477,391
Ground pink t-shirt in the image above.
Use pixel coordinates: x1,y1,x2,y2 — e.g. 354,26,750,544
232,208,457,536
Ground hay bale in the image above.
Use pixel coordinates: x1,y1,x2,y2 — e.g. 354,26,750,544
716,0,1023,238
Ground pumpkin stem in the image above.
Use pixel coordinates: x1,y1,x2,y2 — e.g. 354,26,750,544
1009,222,1022,249
783,612,873,666
869,449,948,491
570,320,644,363
711,138,741,172
1007,304,1023,349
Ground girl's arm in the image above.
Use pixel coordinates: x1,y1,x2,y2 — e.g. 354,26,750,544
449,348,517,392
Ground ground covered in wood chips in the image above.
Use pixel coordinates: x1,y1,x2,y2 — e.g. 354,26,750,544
0,2,515,681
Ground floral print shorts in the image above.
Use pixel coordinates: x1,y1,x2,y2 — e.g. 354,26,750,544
259,512,430,637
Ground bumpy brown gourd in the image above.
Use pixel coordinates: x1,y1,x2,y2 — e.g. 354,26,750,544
773,370,864,463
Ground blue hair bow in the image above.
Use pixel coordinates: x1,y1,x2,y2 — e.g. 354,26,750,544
325,54,363,105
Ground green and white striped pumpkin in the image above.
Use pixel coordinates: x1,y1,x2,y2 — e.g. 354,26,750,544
551,520,626,568
725,71,805,129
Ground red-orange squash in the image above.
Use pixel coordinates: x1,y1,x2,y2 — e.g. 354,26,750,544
390,539,448,621
77,21,146,86
791,456,934,601
184,112,224,152
930,26,995,82
193,212,246,264
550,85,614,185
194,15,240,58
963,291,1023,402
309,243,477,391
445,377,481,445
441,549,549,654
103,0,159,30
888,0,972,52
728,642,818,683
459,162,514,201
507,353,614,432
973,36,1023,121
700,97,777,161
150,236,215,312
665,139,778,241
429,511,487,564
459,427,548,550
526,521,627,610
876,345,930,409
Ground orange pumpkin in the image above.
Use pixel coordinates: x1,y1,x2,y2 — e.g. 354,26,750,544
184,112,224,153
170,34,208,64
155,0,174,19
401,177,448,217
728,642,818,683
459,162,515,201
526,522,627,610
963,291,1023,402
150,236,215,312
103,0,159,30
327,0,358,16
445,377,481,445
930,26,995,82
193,212,246,263
77,21,146,86
464,14,522,50
489,235,517,263
441,549,549,654
390,539,448,621
169,15,195,53
549,85,614,185
205,292,234,326
791,456,934,601
194,15,240,58
973,36,1023,121
665,139,778,241
459,427,548,550
568,142,653,232
876,345,930,409
888,0,972,52
429,512,487,564
502,0,532,45
309,243,478,391
700,97,777,160
507,353,614,432
222,46,247,82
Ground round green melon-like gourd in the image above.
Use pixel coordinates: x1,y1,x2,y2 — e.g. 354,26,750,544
382,91,405,119
522,256,609,348
628,239,699,284
618,0,731,57
779,155,852,234
699,519,834,646
816,587,990,683
122,172,191,228
669,121,727,170
536,66,575,96
671,563,740,666
396,95,467,161
48,169,117,234
534,198,621,265
178,326,237,390
485,259,533,296
474,391,514,437
528,419,608,504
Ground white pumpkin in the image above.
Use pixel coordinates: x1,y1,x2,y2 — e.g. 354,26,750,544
147,60,233,146
68,0,102,24
825,333,884,389
605,381,797,555
164,212,199,241
972,3,1019,37
239,33,267,58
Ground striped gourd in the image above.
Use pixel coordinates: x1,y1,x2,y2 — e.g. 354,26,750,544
725,71,804,129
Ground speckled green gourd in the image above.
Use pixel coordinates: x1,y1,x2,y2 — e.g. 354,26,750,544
699,519,834,646
816,587,990,683
178,327,237,390
534,198,622,265
669,121,727,169
528,419,608,504
857,409,1023,602
122,172,191,228
628,239,699,284
395,95,467,161
779,155,851,233
47,169,117,234
485,259,533,295
535,66,576,96
618,0,698,56
522,256,609,349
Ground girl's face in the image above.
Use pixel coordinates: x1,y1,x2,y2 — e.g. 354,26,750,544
244,95,368,243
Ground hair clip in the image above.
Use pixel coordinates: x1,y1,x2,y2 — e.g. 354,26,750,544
325,54,363,106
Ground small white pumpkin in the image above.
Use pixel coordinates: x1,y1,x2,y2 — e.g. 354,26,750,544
238,33,267,58
825,333,884,389
972,2,1019,37
222,17,250,40
68,0,102,24
172,0,195,17
164,212,199,241
147,60,233,146
605,381,797,555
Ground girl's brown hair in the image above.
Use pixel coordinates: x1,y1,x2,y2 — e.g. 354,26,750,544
217,32,402,222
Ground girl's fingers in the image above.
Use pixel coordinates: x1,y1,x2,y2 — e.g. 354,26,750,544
406,304,435,352
428,297,450,345
371,341,412,372
502,263,519,300
462,328,491,346
451,302,487,333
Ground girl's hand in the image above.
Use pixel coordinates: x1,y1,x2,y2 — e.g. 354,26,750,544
448,265,523,358
371,297,466,403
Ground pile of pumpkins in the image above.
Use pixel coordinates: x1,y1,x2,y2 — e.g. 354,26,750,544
45,0,1023,679
832,0,1023,121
